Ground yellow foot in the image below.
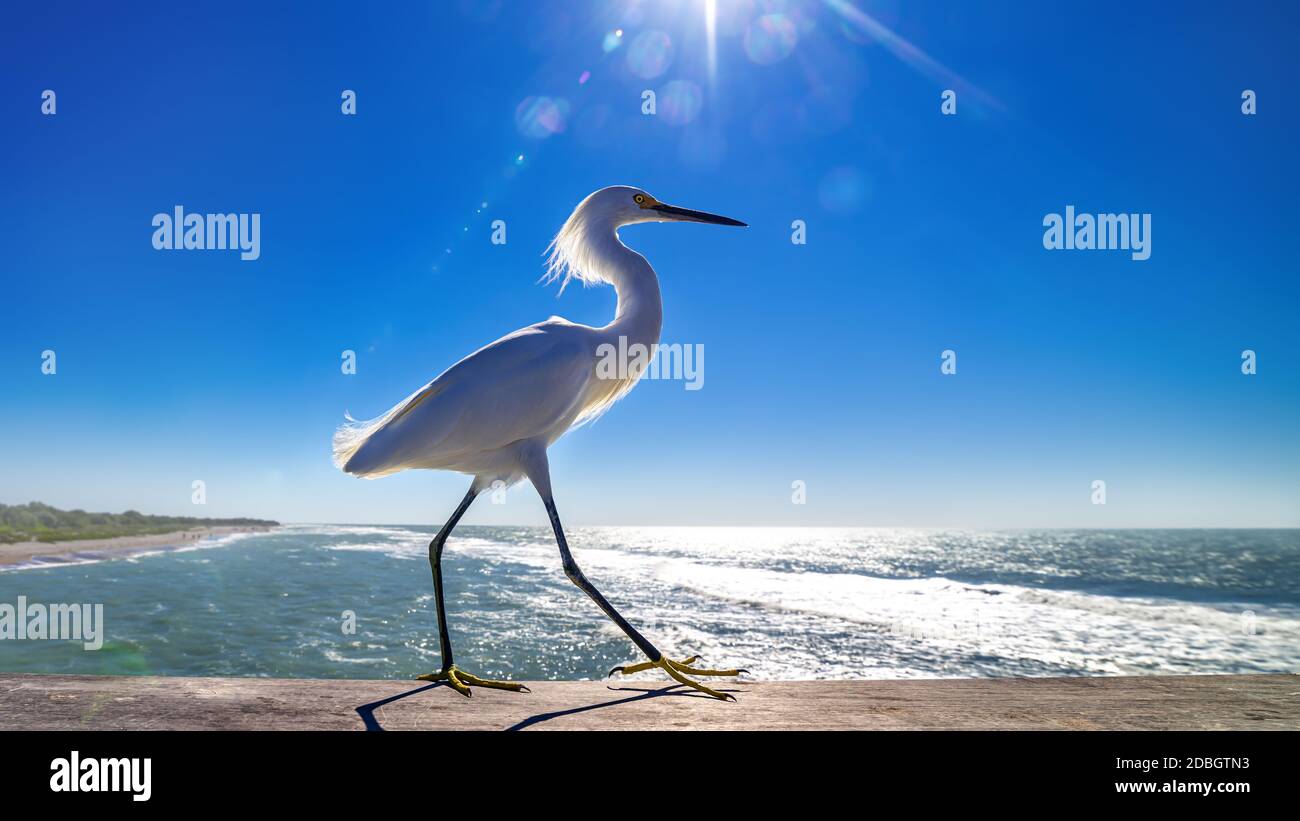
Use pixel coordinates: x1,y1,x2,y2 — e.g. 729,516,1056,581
608,655,748,702
415,665,531,698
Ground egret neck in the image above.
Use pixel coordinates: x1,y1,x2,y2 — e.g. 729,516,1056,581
600,230,663,357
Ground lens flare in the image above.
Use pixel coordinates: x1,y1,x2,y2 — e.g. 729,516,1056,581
659,80,703,126
514,96,569,139
743,14,797,65
825,0,1005,113
626,30,673,79
704,0,718,83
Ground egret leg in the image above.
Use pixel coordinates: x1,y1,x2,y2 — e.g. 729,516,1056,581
414,485,529,697
539,493,744,702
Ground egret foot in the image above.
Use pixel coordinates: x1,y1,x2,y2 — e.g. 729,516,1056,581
608,655,748,702
416,665,531,698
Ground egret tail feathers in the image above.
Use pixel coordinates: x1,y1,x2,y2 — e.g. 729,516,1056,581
332,380,445,477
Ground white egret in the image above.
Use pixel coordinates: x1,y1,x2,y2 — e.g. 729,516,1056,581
333,186,748,700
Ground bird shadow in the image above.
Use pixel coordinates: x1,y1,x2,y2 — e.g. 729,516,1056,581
355,681,741,731
355,682,443,731
506,683,736,731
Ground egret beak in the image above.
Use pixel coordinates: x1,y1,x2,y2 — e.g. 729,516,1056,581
651,203,747,227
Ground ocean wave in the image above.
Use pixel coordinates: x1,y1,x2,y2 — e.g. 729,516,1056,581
320,535,511,560
434,532,1300,676
5,524,1295,680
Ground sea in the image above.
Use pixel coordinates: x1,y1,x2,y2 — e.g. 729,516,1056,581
1,526,1297,681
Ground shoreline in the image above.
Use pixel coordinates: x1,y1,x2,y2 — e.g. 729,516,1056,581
0,525,274,569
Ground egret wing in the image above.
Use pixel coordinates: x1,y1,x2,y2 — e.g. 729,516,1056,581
334,320,595,477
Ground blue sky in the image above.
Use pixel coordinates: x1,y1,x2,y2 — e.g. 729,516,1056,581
1,0,1297,527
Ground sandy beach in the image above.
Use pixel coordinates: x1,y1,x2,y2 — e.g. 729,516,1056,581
0,525,274,568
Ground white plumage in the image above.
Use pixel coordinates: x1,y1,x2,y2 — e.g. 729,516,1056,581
332,185,743,491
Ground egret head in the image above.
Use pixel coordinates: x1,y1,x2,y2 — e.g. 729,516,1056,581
582,185,747,228
544,185,745,293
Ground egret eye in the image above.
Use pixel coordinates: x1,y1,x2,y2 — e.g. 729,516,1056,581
634,194,645,204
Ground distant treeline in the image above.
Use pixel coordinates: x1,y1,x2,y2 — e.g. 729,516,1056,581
0,502,278,544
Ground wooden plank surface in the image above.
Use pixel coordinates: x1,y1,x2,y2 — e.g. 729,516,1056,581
2,673,1296,731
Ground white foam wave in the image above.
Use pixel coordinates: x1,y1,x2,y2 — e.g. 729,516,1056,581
451,536,1300,676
